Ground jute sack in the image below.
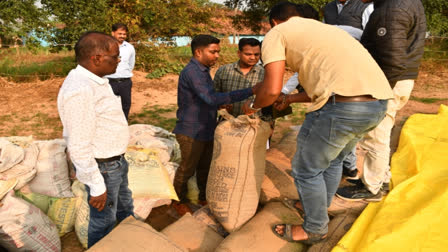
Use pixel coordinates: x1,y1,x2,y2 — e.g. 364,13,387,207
215,202,305,252
0,138,24,172
0,191,61,252
88,216,187,252
162,213,224,252
193,205,229,237
207,111,270,233
260,148,299,204
28,139,74,198
307,213,358,252
0,141,39,190
260,128,300,204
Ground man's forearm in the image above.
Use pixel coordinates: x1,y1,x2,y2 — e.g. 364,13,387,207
253,61,285,108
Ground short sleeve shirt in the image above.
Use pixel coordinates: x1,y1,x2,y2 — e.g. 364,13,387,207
262,17,393,112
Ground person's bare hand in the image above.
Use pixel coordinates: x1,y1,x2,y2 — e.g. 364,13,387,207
89,191,107,212
219,104,233,114
273,94,290,111
275,92,286,104
242,99,256,115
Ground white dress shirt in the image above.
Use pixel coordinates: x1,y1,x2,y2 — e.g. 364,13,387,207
105,41,135,78
58,65,129,196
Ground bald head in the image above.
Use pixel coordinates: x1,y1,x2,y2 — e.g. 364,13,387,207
75,32,118,64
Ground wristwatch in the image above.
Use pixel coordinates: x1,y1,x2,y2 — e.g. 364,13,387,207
249,100,261,112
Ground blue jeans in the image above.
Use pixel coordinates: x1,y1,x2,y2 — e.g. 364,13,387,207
343,147,357,171
86,156,134,248
291,100,387,235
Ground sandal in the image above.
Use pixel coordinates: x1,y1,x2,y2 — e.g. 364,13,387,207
282,198,305,218
272,224,327,245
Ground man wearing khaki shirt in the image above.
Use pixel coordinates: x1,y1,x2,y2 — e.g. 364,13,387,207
57,32,133,248
242,2,393,245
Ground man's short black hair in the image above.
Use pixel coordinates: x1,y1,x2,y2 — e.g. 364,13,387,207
112,23,128,32
191,34,220,55
296,3,319,21
75,31,118,63
269,1,301,25
238,38,261,51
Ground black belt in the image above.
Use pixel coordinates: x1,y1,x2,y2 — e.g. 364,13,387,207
95,154,124,163
109,78,130,82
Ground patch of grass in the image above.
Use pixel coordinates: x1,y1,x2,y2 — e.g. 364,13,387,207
276,103,307,125
129,105,177,131
410,96,448,104
0,55,76,82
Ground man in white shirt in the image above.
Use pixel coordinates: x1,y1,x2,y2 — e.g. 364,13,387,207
57,32,133,248
105,23,136,120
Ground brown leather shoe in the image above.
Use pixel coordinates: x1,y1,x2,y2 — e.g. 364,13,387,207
171,202,193,216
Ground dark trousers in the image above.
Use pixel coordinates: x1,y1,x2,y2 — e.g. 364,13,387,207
108,78,132,120
174,134,213,202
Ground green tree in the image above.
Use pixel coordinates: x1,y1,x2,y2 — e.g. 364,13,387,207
224,0,328,32
422,0,448,36
226,0,448,36
40,0,110,48
0,0,48,47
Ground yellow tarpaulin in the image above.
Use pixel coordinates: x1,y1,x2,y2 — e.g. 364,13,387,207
333,104,448,252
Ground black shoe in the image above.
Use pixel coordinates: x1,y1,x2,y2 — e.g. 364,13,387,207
346,178,363,186
381,182,390,194
336,184,382,202
347,179,390,194
342,168,358,179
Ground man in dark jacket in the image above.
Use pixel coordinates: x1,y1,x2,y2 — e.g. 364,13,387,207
323,0,373,40
337,0,426,201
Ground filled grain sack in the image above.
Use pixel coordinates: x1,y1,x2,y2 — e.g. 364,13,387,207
0,138,24,172
87,216,187,252
215,202,305,252
72,180,90,248
27,139,73,197
206,111,270,233
260,148,299,204
193,205,229,237
128,124,181,164
133,197,158,220
308,214,358,252
0,191,61,252
0,179,17,201
15,190,79,237
0,140,38,190
162,213,224,252
126,146,178,200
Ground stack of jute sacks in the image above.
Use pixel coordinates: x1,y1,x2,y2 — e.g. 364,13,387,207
0,124,181,251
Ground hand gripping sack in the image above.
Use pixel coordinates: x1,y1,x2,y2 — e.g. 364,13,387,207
206,111,270,232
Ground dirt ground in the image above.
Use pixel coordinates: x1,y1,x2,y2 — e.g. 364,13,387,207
0,62,446,251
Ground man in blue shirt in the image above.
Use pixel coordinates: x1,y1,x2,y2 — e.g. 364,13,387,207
172,34,259,215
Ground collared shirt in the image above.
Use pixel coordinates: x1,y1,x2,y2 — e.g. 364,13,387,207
105,41,135,78
262,17,393,113
173,58,253,141
214,61,264,117
58,65,129,196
